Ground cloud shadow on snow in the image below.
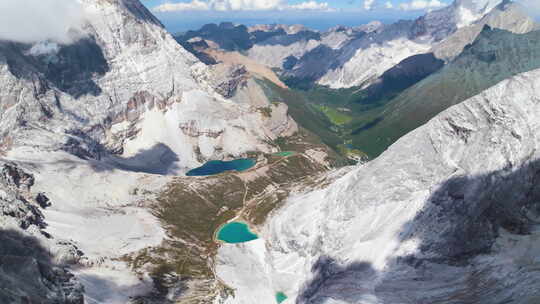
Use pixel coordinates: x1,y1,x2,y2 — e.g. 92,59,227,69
0,37,109,99
106,142,181,175
57,133,181,175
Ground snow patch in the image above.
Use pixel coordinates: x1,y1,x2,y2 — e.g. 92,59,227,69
318,38,431,89
27,41,60,56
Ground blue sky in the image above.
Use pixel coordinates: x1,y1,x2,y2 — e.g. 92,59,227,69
142,0,451,32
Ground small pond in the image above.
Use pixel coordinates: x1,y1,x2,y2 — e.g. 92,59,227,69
217,222,259,244
275,292,288,303
186,158,256,176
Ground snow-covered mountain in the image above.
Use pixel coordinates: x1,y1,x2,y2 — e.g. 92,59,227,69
289,0,535,88
0,0,309,302
1,0,298,173
454,0,508,26
177,0,535,90
216,66,540,304
351,25,540,158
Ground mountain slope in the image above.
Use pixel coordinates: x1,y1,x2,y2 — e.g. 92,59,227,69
432,0,538,60
350,26,540,157
286,0,506,89
216,66,540,304
0,0,297,172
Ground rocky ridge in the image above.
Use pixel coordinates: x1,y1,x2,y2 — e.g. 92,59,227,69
0,162,84,303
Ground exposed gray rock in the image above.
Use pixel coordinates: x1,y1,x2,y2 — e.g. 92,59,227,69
205,64,248,98
0,162,84,304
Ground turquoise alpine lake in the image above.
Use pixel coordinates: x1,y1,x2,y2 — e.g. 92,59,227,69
275,292,288,303
186,158,256,176
217,222,259,243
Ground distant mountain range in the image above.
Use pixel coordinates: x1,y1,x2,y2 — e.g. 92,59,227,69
176,0,539,158
176,0,536,90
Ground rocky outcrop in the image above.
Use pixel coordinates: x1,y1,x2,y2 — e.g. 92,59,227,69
0,162,84,303
0,229,84,304
0,163,43,230
204,64,249,98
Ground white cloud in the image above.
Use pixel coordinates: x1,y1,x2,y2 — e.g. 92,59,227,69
519,0,540,15
288,0,330,10
399,0,446,11
153,0,210,11
213,0,283,11
363,0,375,10
154,0,333,12
385,1,393,8
0,0,84,44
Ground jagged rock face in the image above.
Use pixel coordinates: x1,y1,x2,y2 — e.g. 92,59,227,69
203,64,249,99
0,0,296,172
216,68,540,304
177,22,255,52
0,163,42,230
248,24,309,35
175,23,323,70
310,20,431,89
455,0,506,19
0,162,84,303
176,1,535,91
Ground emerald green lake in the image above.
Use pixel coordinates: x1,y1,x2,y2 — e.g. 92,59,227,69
275,292,288,303
186,158,256,176
273,151,296,157
217,222,259,243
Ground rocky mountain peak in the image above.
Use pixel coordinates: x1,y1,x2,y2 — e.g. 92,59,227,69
82,0,164,27
248,23,309,35
355,21,384,33
454,0,504,11
452,0,505,27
